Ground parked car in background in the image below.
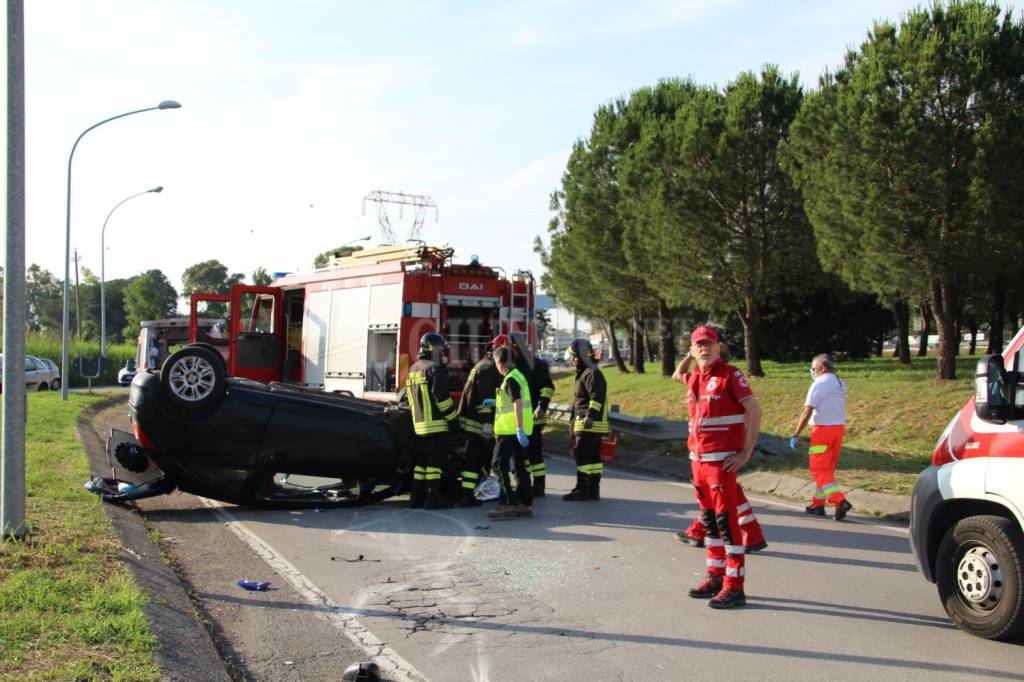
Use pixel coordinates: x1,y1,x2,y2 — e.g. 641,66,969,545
117,359,137,386
0,354,61,392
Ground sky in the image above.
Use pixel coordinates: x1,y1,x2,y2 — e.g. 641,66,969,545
8,0,931,314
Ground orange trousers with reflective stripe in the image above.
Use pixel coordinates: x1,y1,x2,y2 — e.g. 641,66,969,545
808,424,846,506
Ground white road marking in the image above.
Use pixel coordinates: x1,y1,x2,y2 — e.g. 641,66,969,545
198,498,428,682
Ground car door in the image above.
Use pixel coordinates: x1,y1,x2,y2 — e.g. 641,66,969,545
24,357,42,390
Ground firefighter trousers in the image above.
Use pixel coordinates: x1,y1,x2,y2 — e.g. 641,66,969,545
573,432,603,487
808,424,846,506
687,458,765,548
493,436,532,506
526,429,546,483
459,434,492,496
411,433,450,504
693,460,745,590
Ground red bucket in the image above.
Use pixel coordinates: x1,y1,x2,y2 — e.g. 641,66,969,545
600,431,618,464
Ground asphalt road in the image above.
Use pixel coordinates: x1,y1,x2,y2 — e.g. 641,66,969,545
202,459,1020,681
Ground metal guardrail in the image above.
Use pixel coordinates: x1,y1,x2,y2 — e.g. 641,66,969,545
547,402,790,455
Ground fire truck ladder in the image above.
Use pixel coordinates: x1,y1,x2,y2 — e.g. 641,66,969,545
506,270,534,344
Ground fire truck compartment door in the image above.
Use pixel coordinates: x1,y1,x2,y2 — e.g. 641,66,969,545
441,295,500,308
369,283,402,326
302,290,331,386
327,287,370,379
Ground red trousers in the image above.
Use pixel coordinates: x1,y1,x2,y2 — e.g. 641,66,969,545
809,424,846,506
693,460,745,590
687,458,765,548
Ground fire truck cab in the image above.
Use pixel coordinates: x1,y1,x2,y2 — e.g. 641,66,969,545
187,243,535,400
910,326,1024,640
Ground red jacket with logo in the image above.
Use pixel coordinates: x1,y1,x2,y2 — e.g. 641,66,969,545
685,359,754,460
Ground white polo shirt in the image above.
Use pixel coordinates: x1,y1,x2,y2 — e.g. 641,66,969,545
805,372,846,426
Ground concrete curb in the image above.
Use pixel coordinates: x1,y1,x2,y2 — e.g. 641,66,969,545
77,399,230,682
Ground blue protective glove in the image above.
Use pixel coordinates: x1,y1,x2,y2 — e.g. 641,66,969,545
788,435,799,450
480,398,496,409
516,428,529,448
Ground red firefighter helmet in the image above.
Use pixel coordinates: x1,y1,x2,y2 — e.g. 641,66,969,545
489,334,511,349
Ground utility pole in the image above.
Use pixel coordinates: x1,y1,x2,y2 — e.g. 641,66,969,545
3,0,28,541
72,249,81,338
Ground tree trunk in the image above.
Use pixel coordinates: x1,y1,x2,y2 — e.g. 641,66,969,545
626,319,636,368
741,298,764,377
645,326,657,364
657,297,676,377
930,280,958,380
986,280,1006,355
968,316,978,356
893,299,911,365
917,303,931,357
604,319,629,373
632,313,645,374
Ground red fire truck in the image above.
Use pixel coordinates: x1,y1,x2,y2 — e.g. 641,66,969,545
187,243,535,400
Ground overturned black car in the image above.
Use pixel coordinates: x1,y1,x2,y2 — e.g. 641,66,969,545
87,344,418,508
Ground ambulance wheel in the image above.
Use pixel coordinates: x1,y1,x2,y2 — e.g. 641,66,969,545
160,345,226,411
936,515,1024,640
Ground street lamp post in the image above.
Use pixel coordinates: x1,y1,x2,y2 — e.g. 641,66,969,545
61,100,181,400
100,186,163,359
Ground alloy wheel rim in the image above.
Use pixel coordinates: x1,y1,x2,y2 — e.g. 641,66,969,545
168,356,216,402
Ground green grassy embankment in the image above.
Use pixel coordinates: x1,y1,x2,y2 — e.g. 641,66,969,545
0,393,159,681
550,355,977,496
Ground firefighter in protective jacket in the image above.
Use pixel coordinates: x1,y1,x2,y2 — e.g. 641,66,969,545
509,332,555,496
454,335,508,506
564,338,608,501
406,332,458,509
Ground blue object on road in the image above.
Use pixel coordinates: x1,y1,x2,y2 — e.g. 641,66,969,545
788,436,799,450
516,428,529,448
480,398,496,408
237,579,270,591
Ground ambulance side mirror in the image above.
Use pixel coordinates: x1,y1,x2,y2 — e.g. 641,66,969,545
975,355,1008,424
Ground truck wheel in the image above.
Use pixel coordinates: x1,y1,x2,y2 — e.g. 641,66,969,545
936,514,1024,640
160,345,226,411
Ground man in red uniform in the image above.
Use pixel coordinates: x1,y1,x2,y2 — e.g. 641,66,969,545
673,350,768,553
682,325,763,609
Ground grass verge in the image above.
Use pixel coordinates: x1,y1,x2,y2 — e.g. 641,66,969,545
0,393,159,681
550,354,977,496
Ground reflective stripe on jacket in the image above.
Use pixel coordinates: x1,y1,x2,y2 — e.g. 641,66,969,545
407,358,457,435
572,365,609,434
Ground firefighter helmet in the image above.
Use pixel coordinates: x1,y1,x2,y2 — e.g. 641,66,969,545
565,338,594,361
419,332,448,359
489,334,511,349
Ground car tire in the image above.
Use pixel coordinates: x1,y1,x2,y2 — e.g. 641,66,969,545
160,345,226,411
936,514,1024,640
50,378,60,391
187,342,227,371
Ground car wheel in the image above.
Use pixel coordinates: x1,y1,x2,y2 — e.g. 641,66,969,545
187,343,227,371
160,345,226,411
936,514,1024,640
50,378,60,391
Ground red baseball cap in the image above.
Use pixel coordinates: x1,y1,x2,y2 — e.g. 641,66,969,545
691,325,719,344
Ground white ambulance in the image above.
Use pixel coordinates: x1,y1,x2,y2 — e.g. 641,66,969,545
910,327,1024,640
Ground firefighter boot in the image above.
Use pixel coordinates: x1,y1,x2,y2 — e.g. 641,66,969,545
531,475,546,498
708,587,747,609
588,473,601,501
409,480,426,509
687,574,723,599
563,472,587,501
424,482,453,509
458,488,482,507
